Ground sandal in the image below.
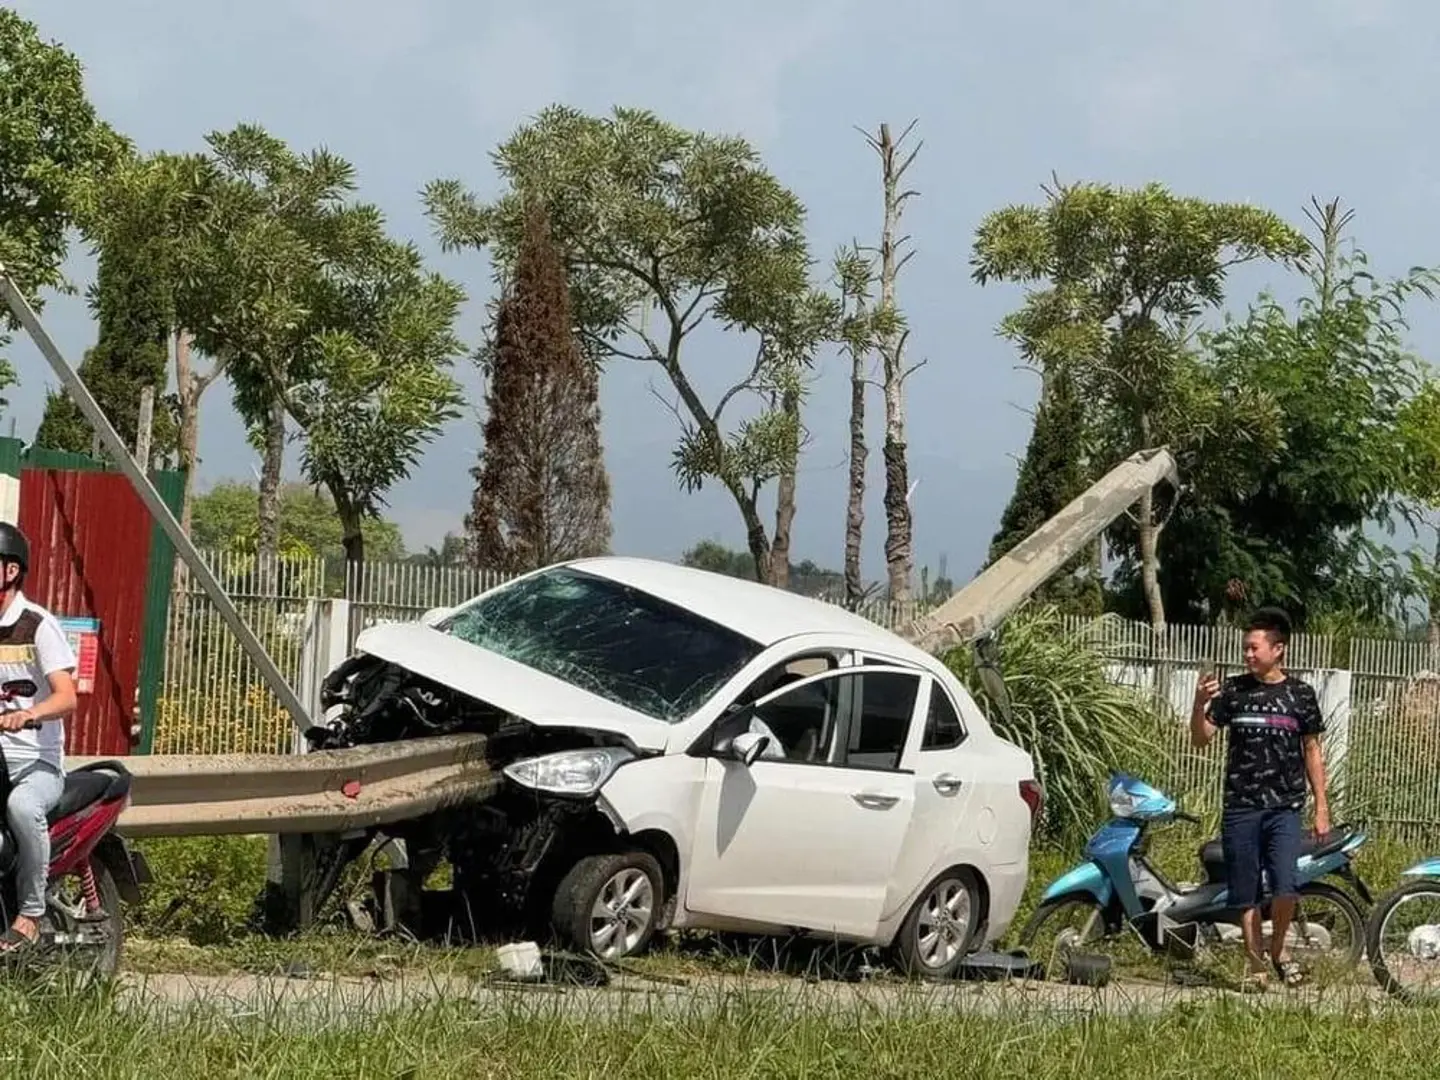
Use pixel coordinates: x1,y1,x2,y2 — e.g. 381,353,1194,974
0,926,37,955
1272,956,1306,988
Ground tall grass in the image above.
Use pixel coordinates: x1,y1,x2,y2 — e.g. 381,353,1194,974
948,605,1174,844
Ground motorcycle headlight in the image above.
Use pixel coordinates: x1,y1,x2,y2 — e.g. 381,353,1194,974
1108,783,1140,818
503,747,635,796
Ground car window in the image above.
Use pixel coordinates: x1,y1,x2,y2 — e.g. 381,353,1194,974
845,671,921,770
922,683,966,751
439,567,763,723
749,675,843,764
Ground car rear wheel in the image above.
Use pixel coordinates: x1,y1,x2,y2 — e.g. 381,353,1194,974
892,867,981,979
550,850,664,961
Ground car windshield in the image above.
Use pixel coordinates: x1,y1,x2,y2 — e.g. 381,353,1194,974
437,567,763,723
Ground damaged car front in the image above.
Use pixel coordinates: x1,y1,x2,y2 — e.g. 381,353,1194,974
308,563,764,952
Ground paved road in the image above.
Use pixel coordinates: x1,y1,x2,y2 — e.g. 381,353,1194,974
115,969,1395,1023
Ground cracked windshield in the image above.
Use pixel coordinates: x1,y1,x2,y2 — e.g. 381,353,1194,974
440,568,762,722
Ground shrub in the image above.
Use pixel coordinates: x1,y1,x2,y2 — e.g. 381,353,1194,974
129,835,269,945
946,604,1174,845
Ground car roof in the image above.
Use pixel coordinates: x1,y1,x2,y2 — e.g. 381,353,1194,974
560,555,930,655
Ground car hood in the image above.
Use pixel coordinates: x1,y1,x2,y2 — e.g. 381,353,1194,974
353,621,672,752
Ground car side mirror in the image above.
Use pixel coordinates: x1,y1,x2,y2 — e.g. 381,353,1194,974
730,731,772,768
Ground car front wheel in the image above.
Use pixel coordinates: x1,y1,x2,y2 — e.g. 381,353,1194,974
550,850,664,961
892,867,981,979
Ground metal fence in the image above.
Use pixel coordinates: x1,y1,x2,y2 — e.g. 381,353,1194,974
1059,615,1440,835
152,557,1440,833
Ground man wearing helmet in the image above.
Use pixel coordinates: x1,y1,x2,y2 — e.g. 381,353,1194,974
0,523,77,953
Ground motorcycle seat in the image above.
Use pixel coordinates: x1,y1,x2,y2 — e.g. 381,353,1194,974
46,761,132,825
1199,824,1356,877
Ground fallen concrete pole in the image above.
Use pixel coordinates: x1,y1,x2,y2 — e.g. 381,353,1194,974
900,447,1180,654
68,734,497,837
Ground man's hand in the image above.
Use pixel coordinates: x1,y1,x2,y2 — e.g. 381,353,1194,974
0,709,35,733
1314,806,1331,839
1194,673,1220,708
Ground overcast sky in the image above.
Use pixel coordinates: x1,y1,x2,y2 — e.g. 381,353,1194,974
7,0,1440,581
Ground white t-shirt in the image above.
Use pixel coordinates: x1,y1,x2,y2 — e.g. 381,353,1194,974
0,593,77,779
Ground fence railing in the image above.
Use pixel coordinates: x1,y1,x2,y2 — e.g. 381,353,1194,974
152,554,1440,832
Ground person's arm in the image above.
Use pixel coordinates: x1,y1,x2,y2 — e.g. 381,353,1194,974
1300,686,1330,836
15,616,78,726
1190,673,1223,748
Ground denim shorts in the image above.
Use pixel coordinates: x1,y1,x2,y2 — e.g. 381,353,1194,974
1221,806,1301,908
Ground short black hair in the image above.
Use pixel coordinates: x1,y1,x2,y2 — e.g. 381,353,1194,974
1244,606,1292,646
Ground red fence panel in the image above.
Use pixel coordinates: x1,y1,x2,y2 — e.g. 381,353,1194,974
18,468,154,757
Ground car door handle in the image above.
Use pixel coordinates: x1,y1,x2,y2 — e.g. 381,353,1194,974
852,792,899,810
933,773,963,797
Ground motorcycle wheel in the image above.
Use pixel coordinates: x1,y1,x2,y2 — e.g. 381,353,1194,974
49,857,124,978
1366,878,1440,1003
1018,896,1116,982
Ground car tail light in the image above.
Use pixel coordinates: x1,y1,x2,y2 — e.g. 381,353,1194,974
1019,779,1044,825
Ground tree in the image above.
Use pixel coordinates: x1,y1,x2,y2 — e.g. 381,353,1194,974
467,202,611,572
833,245,880,609
408,533,467,568
35,225,180,464
972,178,1307,635
424,105,832,584
1400,377,1440,642
190,480,405,562
865,121,924,603
178,125,362,566
1148,199,1436,630
283,234,465,566
0,8,124,405
680,539,843,597
985,366,1100,614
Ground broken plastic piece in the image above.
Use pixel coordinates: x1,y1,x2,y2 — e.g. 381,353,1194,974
341,780,361,799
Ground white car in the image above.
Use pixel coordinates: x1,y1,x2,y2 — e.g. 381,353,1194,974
320,556,1040,979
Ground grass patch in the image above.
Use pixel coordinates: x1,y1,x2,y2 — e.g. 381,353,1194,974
0,981,1435,1077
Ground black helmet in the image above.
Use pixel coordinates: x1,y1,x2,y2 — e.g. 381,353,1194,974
0,523,29,574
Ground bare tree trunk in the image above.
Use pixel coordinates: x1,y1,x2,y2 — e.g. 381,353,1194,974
768,388,799,590
868,121,922,604
845,341,868,609
1137,486,1167,637
135,387,155,472
336,494,367,650
174,331,202,540
256,397,286,591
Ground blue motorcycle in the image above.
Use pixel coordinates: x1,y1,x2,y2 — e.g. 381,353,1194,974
1020,774,1371,981
1366,857,1440,1001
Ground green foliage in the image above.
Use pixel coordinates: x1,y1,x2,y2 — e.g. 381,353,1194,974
946,605,1173,843
190,480,405,562
35,214,179,460
1117,200,1437,627
973,179,1307,626
986,367,1100,614
0,8,125,401
424,106,832,577
129,835,268,945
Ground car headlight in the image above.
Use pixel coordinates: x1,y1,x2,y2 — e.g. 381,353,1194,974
503,747,635,796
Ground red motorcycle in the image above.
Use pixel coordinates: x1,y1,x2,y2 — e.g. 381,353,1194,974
0,689,148,975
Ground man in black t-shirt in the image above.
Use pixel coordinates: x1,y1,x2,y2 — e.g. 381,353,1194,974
1190,607,1330,991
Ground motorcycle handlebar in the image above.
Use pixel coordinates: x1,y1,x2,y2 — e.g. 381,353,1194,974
1173,810,1202,825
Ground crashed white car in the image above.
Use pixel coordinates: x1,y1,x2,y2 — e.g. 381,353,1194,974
316,556,1040,978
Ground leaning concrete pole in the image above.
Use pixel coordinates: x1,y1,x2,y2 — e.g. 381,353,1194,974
900,448,1180,654
0,266,312,734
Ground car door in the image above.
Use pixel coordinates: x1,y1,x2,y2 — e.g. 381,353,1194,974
684,666,924,939
881,675,987,922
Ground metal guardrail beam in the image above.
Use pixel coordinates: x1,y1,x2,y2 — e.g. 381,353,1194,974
69,734,497,837
0,265,313,733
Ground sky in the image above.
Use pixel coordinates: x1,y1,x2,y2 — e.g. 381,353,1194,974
7,0,1440,583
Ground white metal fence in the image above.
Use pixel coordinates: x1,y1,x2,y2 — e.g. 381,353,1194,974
151,554,1440,832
